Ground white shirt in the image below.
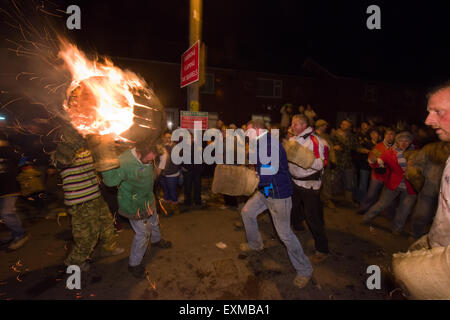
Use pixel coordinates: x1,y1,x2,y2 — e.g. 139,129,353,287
428,156,450,247
288,127,328,190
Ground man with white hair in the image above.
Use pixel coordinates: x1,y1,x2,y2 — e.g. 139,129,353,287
364,131,417,234
424,81,450,247
391,81,450,300
289,114,330,263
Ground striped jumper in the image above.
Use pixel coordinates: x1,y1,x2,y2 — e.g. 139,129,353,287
61,148,101,206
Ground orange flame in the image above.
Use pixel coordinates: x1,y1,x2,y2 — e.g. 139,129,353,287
59,39,146,138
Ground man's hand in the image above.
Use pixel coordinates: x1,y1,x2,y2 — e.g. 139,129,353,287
368,152,378,163
334,145,342,151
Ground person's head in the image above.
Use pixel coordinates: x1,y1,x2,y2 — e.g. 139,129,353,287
286,105,293,113
162,131,172,145
369,129,380,142
290,114,309,135
306,104,312,110
216,119,224,129
395,131,413,151
247,119,266,138
418,127,428,138
135,143,159,164
425,81,450,141
340,119,352,132
314,119,328,134
221,125,228,137
383,128,396,145
361,122,370,134
299,105,305,113
241,124,247,131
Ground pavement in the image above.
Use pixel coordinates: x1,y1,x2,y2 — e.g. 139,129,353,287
0,182,416,300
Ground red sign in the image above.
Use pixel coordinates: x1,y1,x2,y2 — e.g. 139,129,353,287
180,41,200,88
180,111,208,130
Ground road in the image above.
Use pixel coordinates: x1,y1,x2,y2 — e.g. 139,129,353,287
0,181,414,300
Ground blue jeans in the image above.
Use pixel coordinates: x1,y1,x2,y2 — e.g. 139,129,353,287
241,192,313,277
160,176,179,202
356,169,371,202
363,187,417,232
128,210,161,267
343,168,357,193
0,196,24,240
359,178,384,213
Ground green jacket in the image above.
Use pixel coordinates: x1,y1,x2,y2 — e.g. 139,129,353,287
102,149,154,219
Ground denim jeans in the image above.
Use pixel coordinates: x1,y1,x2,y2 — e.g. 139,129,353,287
411,193,438,239
241,192,313,277
363,187,417,232
160,176,179,202
128,210,161,267
0,196,24,240
356,169,371,202
343,168,357,193
359,178,384,213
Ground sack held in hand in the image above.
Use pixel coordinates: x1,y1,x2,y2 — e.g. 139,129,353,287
283,140,315,169
212,165,259,196
392,244,450,299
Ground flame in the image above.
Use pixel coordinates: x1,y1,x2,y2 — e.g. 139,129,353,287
59,39,146,138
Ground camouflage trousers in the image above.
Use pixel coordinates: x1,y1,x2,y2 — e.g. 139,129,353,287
64,197,118,266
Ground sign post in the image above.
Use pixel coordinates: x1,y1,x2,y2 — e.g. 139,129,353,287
180,111,208,130
180,40,200,89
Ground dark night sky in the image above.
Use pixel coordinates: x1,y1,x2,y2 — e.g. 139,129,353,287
2,0,450,86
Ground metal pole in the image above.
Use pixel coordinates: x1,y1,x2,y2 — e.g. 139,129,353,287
188,0,202,111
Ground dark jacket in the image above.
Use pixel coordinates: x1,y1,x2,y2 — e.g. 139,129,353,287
162,144,181,176
255,133,293,199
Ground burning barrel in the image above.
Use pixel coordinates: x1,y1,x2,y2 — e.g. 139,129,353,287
65,76,167,171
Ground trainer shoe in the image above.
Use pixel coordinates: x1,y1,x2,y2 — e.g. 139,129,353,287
128,264,146,279
152,239,172,249
293,275,311,289
8,235,29,250
239,242,263,252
